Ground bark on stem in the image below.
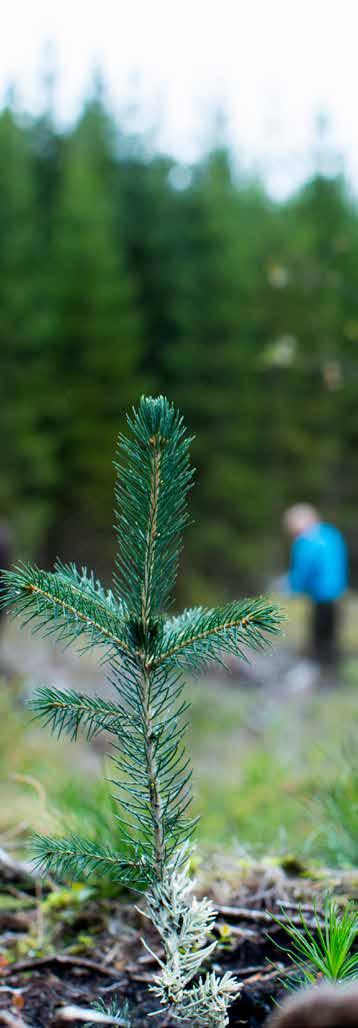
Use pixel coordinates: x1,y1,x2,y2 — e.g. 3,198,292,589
142,666,165,879
141,439,161,631
140,439,165,878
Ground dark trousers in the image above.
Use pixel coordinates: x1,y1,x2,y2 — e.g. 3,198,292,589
311,600,339,669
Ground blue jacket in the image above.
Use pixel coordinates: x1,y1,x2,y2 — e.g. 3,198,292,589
289,522,348,601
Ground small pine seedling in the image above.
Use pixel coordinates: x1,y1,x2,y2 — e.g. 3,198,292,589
1,396,283,1026
276,900,358,986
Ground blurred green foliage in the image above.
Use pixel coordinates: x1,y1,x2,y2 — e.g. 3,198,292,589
310,742,358,866
0,678,356,867
2,90,358,596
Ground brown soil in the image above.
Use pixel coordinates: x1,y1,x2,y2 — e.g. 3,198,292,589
0,860,356,1027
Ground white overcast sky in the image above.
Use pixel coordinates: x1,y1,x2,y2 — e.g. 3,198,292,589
2,0,358,194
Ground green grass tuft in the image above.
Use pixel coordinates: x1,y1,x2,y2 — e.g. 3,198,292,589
276,901,358,985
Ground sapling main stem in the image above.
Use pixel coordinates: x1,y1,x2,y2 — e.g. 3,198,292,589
142,666,165,879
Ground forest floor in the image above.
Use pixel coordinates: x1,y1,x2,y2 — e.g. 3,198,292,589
0,849,356,1027
0,594,357,1025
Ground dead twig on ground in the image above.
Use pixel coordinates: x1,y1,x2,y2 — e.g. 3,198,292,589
53,1006,127,1024
216,903,324,928
242,964,295,986
0,1012,32,1028
1,955,124,980
0,848,37,885
279,900,323,914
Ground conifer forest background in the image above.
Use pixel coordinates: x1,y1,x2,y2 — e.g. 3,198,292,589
1,71,358,1027
3,86,358,603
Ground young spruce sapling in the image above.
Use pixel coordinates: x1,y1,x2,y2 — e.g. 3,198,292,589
1,396,283,1026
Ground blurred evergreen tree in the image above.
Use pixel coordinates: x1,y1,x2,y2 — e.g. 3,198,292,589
119,153,181,384
164,150,273,596
0,103,56,552
48,96,143,568
287,174,358,574
259,174,358,528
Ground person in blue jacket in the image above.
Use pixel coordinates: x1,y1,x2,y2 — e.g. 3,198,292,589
283,504,348,672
